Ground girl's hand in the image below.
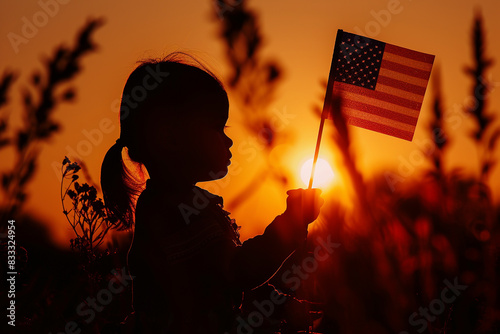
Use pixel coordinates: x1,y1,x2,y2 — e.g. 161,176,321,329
283,188,324,226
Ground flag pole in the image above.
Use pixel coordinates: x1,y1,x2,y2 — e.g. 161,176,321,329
308,29,343,189
308,115,326,189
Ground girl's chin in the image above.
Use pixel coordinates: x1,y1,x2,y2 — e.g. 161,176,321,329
197,167,228,182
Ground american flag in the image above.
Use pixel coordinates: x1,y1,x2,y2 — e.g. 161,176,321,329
324,30,435,141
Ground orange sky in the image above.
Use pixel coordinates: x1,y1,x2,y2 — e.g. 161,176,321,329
1,0,499,248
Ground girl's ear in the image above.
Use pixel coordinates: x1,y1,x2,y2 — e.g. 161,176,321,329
149,124,181,151
141,105,181,150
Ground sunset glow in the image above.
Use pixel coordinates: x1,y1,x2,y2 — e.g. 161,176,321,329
2,1,500,332
300,158,335,188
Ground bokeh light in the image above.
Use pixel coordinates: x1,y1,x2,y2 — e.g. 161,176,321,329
300,158,335,188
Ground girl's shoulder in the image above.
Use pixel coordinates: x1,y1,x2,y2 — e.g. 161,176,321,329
134,180,189,234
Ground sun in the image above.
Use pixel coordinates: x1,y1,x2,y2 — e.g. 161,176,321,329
300,158,335,188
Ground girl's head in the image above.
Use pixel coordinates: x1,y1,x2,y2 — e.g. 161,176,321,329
101,52,232,229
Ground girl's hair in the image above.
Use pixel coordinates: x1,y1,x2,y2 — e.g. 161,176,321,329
101,52,227,230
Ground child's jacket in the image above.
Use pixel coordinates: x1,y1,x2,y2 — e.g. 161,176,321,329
128,178,307,333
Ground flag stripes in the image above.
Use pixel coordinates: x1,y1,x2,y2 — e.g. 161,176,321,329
342,99,418,125
384,43,435,63
378,68,429,87
346,117,415,141
376,84,424,103
377,76,427,96
335,83,421,117
382,60,431,79
382,52,433,71
342,108,416,133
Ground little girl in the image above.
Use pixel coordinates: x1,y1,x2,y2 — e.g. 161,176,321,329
100,52,323,333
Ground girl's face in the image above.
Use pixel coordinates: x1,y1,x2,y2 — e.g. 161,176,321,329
186,110,233,182
144,91,233,185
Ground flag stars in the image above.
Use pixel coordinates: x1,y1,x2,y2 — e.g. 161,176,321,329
335,33,383,91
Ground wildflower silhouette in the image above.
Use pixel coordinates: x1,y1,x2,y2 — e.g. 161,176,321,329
61,156,116,257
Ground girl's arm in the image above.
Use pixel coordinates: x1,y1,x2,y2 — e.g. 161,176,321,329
229,188,323,290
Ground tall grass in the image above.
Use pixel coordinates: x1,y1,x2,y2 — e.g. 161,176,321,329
212,0,290,210
0,19,103,225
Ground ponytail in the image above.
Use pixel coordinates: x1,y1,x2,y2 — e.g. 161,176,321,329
101,140,146,230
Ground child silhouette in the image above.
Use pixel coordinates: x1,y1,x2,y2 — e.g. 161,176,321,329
100,52,323,333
